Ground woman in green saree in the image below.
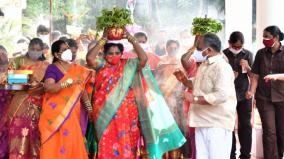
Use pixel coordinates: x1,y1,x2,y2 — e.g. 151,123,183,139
86,29,186,159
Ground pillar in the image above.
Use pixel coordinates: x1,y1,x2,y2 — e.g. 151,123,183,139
256,0,284,50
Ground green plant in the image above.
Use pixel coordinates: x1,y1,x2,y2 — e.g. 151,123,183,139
191,17,222,35
0,19,21,54
96,7,132,32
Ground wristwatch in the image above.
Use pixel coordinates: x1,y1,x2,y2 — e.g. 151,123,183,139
193,96,199,102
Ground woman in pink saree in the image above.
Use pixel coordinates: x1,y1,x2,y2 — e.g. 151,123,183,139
0,45,13,159
0,38,49,159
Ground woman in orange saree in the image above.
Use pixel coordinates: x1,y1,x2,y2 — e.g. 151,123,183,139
0,38,49,159
39,40,94,159
87,29,186,159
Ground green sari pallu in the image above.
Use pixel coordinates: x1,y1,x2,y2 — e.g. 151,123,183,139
85,122,98,157
94,59,186,159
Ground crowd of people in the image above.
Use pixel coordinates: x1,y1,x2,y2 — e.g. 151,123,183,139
0,24,284,159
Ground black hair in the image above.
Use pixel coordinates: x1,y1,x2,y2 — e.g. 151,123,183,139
264,25,284,41
229,31,244,44
29,38,44,50
59,36,69,42
134,32,148,41
51,30,61,41
104,43,124,54
166,39,180,48
43,43,49,49
37,25,50,34
203,33,222,52
0,9,4,17
66,38,78,49
51,40,66,63
17,38,29,44
0,45,7,53
17,39,26,44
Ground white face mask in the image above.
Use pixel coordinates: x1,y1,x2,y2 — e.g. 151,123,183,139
21,51,27,56
229,48,242,54
191,49,207,62
61,49,73,62
139,43,152,52
28,51,43,61
39,35,49,43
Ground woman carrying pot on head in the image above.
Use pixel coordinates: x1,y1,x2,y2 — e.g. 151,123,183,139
86,28,186,159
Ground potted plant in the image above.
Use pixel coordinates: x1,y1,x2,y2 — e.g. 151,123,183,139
191,16,223,45
96,7,133,40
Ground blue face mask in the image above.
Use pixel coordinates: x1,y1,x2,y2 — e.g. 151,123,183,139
192,50,207,62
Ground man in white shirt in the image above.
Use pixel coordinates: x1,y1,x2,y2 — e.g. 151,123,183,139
183,33,237,159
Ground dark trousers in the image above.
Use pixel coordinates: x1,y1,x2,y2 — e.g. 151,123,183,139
230,99,252,159
257,99,284,159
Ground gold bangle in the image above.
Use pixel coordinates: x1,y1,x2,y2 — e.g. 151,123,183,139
98,38,107,47
84,100,92,107
60,81,71,89
127,35,137,44
98,43,105,48
84,100,92,111
60,82,65,89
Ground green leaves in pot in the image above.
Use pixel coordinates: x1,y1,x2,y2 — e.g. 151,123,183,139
96,7,133,32
191,17,222,35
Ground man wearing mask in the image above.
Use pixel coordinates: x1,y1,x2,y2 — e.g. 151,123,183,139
66,38,86,66
177,36,230,159
66,38,78,61
37,24,50,45
181,33,237,159
223,31,253,159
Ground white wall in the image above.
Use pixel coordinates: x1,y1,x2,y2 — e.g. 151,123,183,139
225,0,253,50
256,0,284,49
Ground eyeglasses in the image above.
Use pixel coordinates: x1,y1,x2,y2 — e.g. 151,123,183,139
106,51,121,56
